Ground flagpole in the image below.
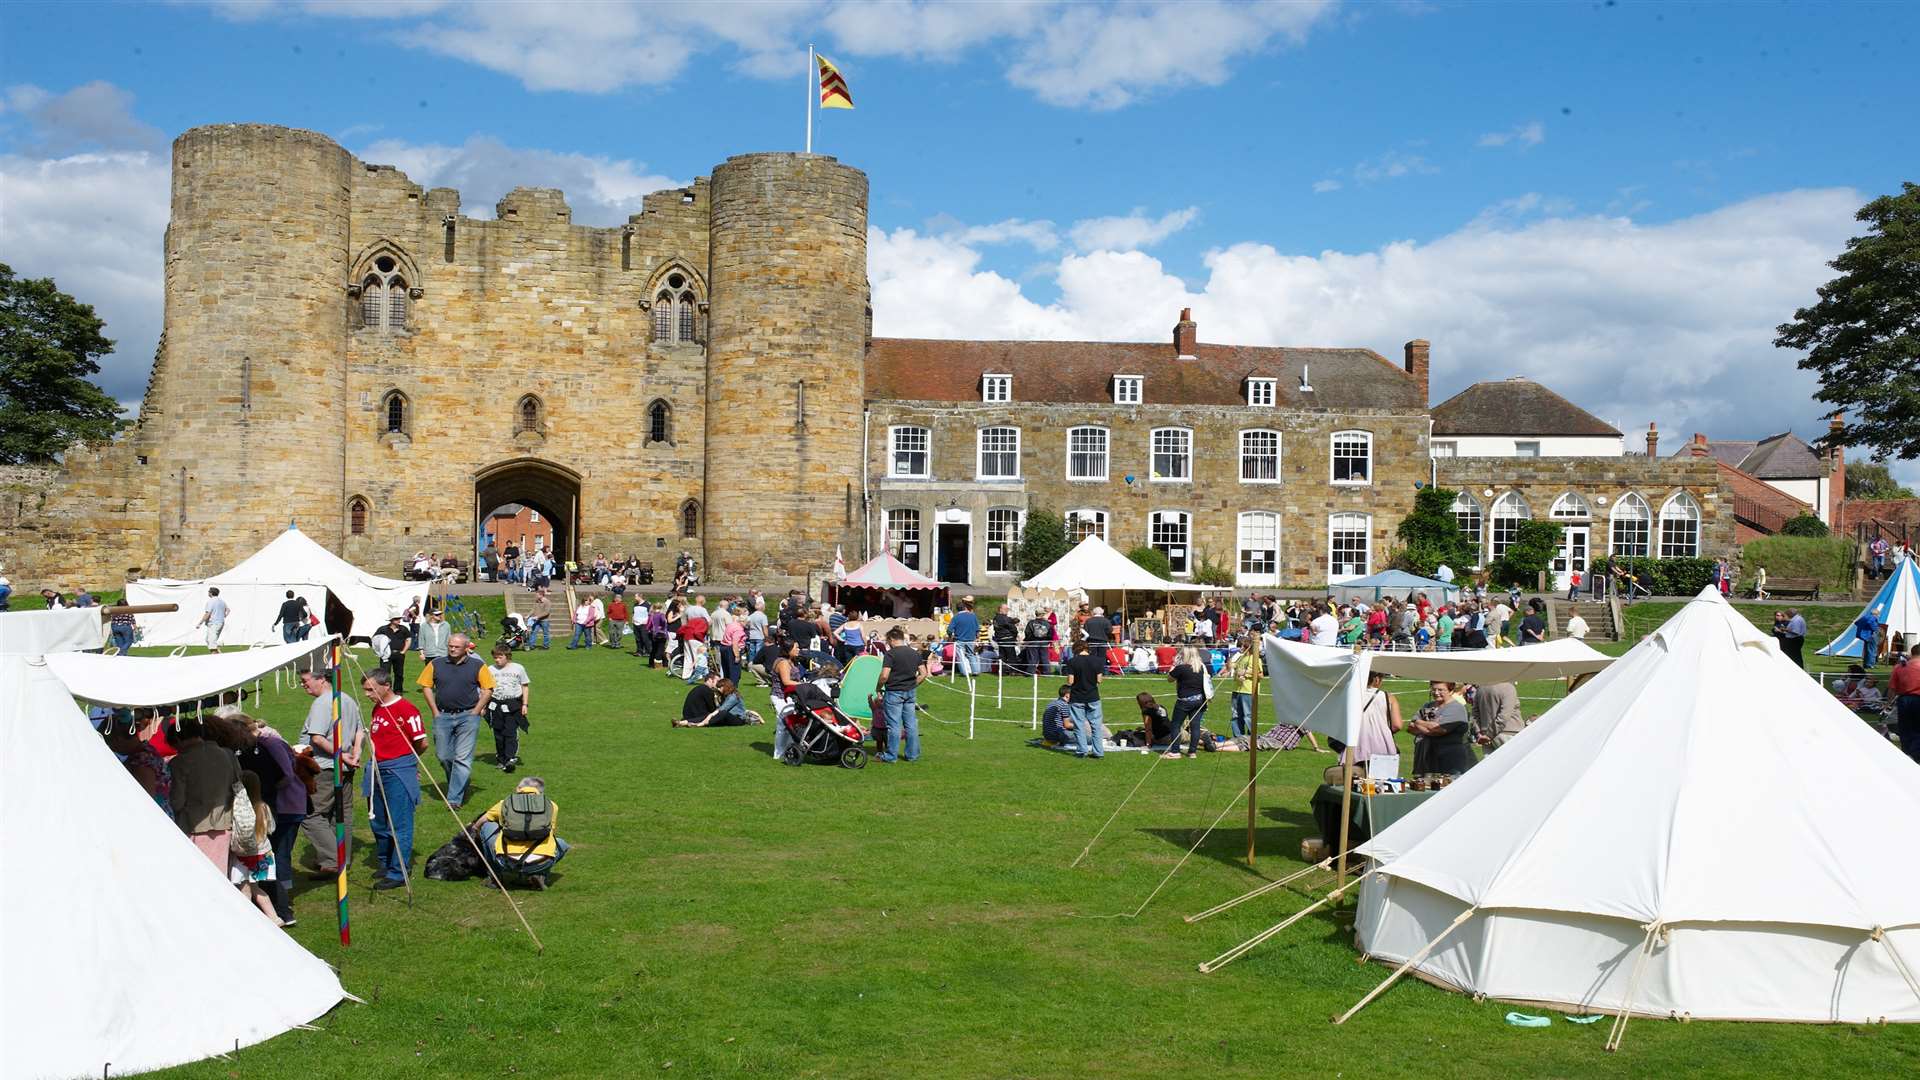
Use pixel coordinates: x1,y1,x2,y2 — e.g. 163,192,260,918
805,44,814,155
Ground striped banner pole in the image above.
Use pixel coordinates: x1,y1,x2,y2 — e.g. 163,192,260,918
332,641,350,946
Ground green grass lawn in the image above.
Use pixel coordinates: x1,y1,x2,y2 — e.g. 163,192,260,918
123,605,1917,1080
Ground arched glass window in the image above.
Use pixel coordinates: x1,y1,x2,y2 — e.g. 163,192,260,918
358,254,410,332
1490,491,1530,561
678,290,697,342
348,496,369,535
516,395,542,434
381,390,409,436
1066,508,1108,543
647,400,672,444
1450,492,1483,559
1550,492,1592,519
360,276,384,327
386,276,409,330
1610,493,1651,558
681,499,700,539
652,294,674,343
1659,493,1701,558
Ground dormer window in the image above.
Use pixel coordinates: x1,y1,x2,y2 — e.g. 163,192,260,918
983,374,1012,403
1246,378,1276,407
1113,375,1143,405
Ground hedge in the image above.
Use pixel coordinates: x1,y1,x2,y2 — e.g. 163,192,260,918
1592,556,1719,596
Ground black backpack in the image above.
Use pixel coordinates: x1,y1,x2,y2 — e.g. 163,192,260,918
502,789,553,844
1025,618,1050,643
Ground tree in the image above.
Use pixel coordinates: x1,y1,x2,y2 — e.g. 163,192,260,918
1488,520,1564,588
1125,545,1173,580
1393,486,1479,577
1015,508,1068,576
1780,513,1830,538
1775,183,1920,460
0,264,125,463
1846,461,1916,500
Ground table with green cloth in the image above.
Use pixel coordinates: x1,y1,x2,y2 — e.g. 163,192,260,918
1310,784,1441,858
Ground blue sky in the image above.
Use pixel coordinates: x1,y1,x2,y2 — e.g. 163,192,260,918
2,0,1915,476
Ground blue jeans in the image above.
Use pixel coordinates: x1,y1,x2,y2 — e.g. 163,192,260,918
568,624,591,648
109,623,135,652
953,642,977,676
1860,632,1877,668
883,688,919,761
1069,700,1106,757
281,624,300,644
1230,692,1254,738
1169,695,1208,755
363,759,419,884
268,812,303,920
435,710,480,807
530,617,550,648
477,820,570,879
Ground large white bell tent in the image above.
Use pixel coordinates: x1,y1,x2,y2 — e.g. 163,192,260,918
127,525,429,646
1352,588,1920,1026
0,654,346,1078
1817,554,1920,659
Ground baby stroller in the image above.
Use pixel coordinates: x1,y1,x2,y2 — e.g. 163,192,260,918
499,612,529,651
780,680,867,769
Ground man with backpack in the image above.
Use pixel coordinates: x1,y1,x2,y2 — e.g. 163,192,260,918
473,776,568,889
1023,612,1054,677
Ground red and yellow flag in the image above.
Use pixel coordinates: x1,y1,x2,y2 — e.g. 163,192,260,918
817,54,853,110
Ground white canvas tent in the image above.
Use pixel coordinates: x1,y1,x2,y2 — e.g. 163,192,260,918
1818,554,1920,659
0,607,103,655
1352,588,1920,1023
0,655,346,1078
1262,635,1614,746
1018,535,1225,609
46,635,336,707
128,526,428,646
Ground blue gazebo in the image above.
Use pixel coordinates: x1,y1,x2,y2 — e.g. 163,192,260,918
1328,569,1463,604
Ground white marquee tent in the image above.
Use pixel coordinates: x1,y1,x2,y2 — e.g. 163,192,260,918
0,654,346,1078
1018,535,1225,609
1351,588,1920,1024
128,526,428,647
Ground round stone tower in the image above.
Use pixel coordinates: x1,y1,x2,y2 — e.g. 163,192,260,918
703,153,869,583
159,124,352,572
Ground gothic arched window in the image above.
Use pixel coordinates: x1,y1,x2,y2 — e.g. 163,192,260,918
381,390,410,436
681,499,700,539
647,399,672,445
348,496,370,535
358,253,411,332
516,394,543,435
647,268,704,345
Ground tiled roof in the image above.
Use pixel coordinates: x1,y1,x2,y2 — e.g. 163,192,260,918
1429,378,1620,437
1674,433,1826,479
863,338,1423,411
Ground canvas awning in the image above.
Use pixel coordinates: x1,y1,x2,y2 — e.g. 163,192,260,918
44,636,336,708
838,551,948,590
1328,569,1462,603
0,607,103,655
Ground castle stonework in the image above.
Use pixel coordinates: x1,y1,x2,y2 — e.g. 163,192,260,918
8,123,1732,594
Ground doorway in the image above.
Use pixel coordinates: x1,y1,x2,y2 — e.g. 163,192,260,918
935,523,970,584
473,458,583,570
1552,525,1590,592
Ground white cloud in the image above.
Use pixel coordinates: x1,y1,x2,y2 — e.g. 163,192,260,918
192,0,1341,108
1067,206,1199,251
1478,120,1545,149
1312,178,1342,194
925,215,1062,251
355,136,684,226
871,189,1863,451
1,81,165,155
1351,149,1437,183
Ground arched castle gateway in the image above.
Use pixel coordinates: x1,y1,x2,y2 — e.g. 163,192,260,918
7,124,1732,590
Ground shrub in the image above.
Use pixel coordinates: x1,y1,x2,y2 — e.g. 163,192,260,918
1126,545,1173,580
1015,508,1068,575
1592,555,1719,596
1191,550,1236,588
1488,520,1563,587
1393,486,1478,577
1780,513,1830,538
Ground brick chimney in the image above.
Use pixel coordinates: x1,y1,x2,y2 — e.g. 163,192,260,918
1690,432,1709,458
1645,421,1658,458
1173,308,1198,358
1828,412,1846,524
1403,339,1430,404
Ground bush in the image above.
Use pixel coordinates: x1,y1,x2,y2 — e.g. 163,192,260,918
1191,550,1236,588
1738,534,1855,591
1488,520,1563,587
1780,513,1830,538
1016,508,1068,576
1592,555,1719,596
1126,545,1173,580
1393,487,1478,577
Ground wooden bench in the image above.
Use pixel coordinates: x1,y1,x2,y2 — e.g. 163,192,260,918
1759,577,1820,600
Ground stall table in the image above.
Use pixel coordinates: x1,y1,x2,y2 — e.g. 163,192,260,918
1310,784,1442,859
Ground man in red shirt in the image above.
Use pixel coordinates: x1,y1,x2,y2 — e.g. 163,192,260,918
361,667,428,889
1890,645,1920,764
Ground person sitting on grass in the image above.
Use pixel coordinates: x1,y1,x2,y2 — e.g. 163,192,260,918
473,776,569,890
677,678,762,727
1833,664,1885,716
1041,684,1075,745
1136,692,1174,746
677,672,721,726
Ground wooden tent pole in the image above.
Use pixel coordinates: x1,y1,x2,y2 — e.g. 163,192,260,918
1335,746,1356,887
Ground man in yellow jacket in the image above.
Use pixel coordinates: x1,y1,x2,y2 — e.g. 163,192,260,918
474,777,569,889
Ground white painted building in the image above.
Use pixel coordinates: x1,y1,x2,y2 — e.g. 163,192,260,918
1429,378,1625,460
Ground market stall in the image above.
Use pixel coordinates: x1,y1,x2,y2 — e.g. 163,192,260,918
825,551,949,620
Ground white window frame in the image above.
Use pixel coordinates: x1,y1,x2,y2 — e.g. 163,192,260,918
1330,429,1373,486
1490,491,1530,561
1150,426,1192,483
1515,440,1542,458
1113,375,1143,405
886,507,922,570
976,426,1021,481
1066,508,1109,543
1658,492,1701,559
1328,511,1371,583
1066,426,1110,483
1246,378,1277,407
888,425,931,479
1431,440,1457,458
982,373,1012,403
985,507,1022,573
1549,492,1592,520
1148,510,1192,576
1237,511,1280,587
1239,429,1281,484
1450,492,1483,563
1610,492,1652,559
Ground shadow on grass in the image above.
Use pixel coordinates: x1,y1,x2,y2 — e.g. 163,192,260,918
1136,824,1315,876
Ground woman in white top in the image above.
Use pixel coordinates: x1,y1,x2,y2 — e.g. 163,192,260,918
1351,670,1404,761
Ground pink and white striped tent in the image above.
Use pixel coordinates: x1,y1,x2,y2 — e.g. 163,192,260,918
827,552,950,617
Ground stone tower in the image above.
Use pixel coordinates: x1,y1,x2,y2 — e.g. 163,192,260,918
156,125,352,573
703,153,869,583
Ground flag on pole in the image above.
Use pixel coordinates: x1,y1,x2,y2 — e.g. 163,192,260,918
817,53,853,109
834,545,846,579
